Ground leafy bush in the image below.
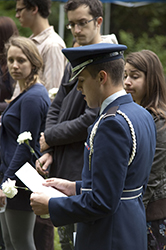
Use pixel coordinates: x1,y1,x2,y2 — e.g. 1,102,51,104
119,30,166,74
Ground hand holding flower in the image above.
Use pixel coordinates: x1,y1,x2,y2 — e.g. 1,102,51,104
35,153,52,176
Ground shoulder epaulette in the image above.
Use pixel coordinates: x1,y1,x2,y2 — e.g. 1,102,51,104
103,106,119,118
88,106,136,170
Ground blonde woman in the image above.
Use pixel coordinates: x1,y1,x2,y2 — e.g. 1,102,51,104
0,36,50,250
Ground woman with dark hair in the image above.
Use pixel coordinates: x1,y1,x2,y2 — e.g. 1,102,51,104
0,17,19,250
124,50,166,250
0,36,50,250
0,16,19,114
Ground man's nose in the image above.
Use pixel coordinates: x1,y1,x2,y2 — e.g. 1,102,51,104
74,24,81,33
15,12,20,18
77,82,82,92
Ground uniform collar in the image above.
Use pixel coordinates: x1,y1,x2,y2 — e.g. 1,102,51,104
100,89,127,115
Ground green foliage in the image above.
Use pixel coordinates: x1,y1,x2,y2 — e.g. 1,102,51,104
119,30,166,74
109,2,166,74
54,228,62,250
48,2,60,33
0,1,31,37
0,1,166,72
48,2,73,47
110,3,166,38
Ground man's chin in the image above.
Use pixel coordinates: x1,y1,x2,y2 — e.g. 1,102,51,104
19,22,26,28
75,38,87,46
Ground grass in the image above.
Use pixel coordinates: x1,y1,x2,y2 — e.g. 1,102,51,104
54,227,74,250
54,227,62,250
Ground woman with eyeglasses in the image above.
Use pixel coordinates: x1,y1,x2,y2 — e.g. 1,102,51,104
124,50,166,250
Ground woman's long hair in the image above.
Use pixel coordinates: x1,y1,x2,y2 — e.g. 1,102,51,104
125,50,166,120
5,36,43,92
0,16,19,81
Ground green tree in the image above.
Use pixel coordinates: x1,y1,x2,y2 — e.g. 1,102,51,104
109,2,166,73
0,1,166,72
0,0,31,36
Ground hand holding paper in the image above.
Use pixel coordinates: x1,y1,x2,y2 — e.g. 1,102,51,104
15,162,76,215
15,162,67,197
15,162,67,216
43,178,76,197
30,178,76,216
30,192,50,216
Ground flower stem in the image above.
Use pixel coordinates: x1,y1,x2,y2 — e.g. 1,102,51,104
15,186,29,191
32,150,43,168
25,141,43,168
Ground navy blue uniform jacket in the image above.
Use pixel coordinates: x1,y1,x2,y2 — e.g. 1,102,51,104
49,94,156,250
0,84,50,211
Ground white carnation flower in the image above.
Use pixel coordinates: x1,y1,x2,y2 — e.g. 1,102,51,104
48,88,59,99
17,131,43,168
2,178,18,198
17,131,32,145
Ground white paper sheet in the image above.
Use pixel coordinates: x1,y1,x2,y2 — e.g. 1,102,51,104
15,162,66,197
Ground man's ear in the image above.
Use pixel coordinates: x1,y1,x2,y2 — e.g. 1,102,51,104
32,5,38,15
98,70,107,85
96,17,103,27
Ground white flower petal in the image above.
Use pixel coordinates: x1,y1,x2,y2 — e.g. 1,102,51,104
17,131,32,144
2,178,18,198
48,88,59,99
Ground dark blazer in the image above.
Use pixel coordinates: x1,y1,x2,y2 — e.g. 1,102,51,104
45,63,99,180
49,94,156,250
0,83,50,211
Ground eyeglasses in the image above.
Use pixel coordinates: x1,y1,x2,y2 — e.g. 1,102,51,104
66,17,98,30
15,6,27,14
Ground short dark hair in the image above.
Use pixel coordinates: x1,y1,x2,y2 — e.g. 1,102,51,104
18,0,51,18
87,59,125,86
64,0,103,18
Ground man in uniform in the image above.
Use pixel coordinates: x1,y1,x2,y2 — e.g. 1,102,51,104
31,43,156,250
36,0,117,248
